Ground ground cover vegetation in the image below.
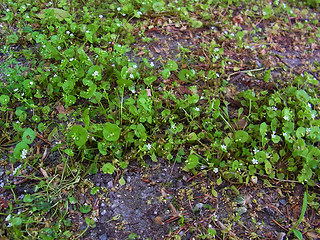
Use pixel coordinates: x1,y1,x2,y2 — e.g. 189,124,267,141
0,0,320,239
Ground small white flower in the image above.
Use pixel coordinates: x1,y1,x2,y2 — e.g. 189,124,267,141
146,143,152,150
66,30,70,34
25,15,30,19
69,58,74,61
91,137,96,141
29,81,33,85
117,7,121,11
306,128,311,134
283,132,287,137
137,11,142,16
57,46,61,50
14,88,18,92
43,45,46,48
20,149,28,159
252,158,258,165
271,106,277,111
133,64,137,69
150,62,155,67
221,145,227,150
195,107,200,112
171,123,176,129
70,33,74,37
92,71,99,77
129,73,134,79
5,214,11,222
213,168,218,173
253,148,259,154
283,115,289,121
311,113,316,119
99,14,103,18
307,103,312,109
86,30,90,33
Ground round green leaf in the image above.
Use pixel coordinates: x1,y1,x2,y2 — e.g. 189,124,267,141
166,60,178,71
153,1,165,11
0,94,10,105
98,142,107,155
88,65,102,80
69,125,88,146
22,128,36,144
13,142,29,160
117,78,133,87
144,76,157,85
186,154,199,169
103,123,121,141
309,126,320,141
234,130,249,143
178,69,191,81
79,205,91,214
36,8,71,21
255,151,267,163
162,68,171,79
11,217,22,226
102,163,115,174
296,127,305,138
64,94,76,106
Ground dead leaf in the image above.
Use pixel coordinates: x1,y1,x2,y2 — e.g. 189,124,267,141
233,15,243,25
152,46,161,53
56,102,67,114
40,167,49,179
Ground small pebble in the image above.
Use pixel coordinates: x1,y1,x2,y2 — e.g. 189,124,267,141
279,199,287,205
99,233,108,240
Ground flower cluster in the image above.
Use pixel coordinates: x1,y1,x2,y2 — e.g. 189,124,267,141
20,149,28,159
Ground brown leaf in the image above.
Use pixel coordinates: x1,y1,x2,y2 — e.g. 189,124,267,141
0,196,9,210
152,46,161,53
233,15,243,25
40,167,49,179
56,102,67,114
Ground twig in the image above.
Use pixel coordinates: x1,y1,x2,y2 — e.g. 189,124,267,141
36,132,52,146
272,218,288,231
227,67,265,81
186,171,202,182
